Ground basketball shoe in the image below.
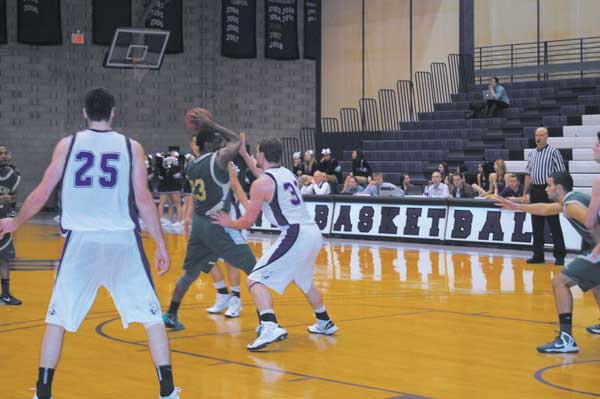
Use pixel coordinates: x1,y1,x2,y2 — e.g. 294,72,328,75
224,296,242,318
247,322,288,351
206,293,230,314
163,313,185,331
537,331,579,353
586,322,600,334
308,320,338,335
161,387,181,399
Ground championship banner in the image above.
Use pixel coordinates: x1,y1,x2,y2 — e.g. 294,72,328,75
145,0,183,54
265,0,299,60
0,0,7,44
92,0,131,45
17,0,62,45
303,0,320,60
251,201,334,233
330,202,448,241
221,0,257,58
445,206,582,251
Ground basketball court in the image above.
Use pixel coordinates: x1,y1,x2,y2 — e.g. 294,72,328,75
2,219,598,399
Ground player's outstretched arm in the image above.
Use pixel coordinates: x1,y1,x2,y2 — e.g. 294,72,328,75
131,140,170,276
586,176,600,229
239,132,263,178
0,137,70,236
229,162,249,209
212,176,273,230
495,195,561,216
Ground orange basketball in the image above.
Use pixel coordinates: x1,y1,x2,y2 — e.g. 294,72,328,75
185,108,213,131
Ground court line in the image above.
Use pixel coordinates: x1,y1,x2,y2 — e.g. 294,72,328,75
534,359,600,397
95,317,431,398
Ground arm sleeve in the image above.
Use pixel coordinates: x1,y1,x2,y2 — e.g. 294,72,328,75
553,148,566,172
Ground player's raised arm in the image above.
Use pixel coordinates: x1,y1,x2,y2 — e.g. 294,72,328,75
188,109,241,169
212,176,274,230
239,132,263,178
229,162,249,209
131,139,170,275
0,136,71,236
495,195,562,216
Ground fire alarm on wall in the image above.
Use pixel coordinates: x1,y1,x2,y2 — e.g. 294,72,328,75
71,31,85,45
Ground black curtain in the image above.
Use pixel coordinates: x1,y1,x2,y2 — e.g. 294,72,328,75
221,0,257,58
17,0,62,45
265,0,299,60
92,0,131,45
0,0,6,44
303,0,320,60
145,0,183,54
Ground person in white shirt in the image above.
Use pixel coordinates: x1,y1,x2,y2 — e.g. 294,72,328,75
300,171,331,196
424,171,450,198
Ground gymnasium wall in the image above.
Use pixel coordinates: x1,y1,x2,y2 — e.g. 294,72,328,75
0,0,316,203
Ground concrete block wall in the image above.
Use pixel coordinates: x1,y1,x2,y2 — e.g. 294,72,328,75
0,0,316,204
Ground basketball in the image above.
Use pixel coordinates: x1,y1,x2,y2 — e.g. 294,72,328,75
185,107,213,131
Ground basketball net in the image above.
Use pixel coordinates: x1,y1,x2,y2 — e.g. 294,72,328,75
131,57,149,82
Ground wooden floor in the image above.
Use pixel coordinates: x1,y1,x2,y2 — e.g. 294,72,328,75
2,221,600,399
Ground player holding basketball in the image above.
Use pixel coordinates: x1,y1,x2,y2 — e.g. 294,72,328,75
497,171,600,353
162,109,256,330
213,136,338,351
0,89,180,398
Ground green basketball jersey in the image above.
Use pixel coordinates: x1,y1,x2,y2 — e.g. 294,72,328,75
186,152,231,216
563,191,597,248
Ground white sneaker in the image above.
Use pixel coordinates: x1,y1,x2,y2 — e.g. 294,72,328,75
247,321,288,351
160,218,170,225
206,293,231,314
224,296,242,318
160,387,181,399
308,320,338,335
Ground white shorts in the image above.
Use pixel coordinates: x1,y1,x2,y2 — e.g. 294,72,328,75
46,230,162,332
248,223,322,295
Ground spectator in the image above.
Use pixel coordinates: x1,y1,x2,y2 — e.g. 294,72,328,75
343,176,364,194
292,151,303,177
400,174,412,193
489,159,509,195
343,149,372,191
318,148,342,186
472,162,493,197
438,163,449,184
300,171,331,196
362,173,403,197
499,174,524,199
451,173,476,199
298,150,319,186
483,77,510,117
424,171,450,198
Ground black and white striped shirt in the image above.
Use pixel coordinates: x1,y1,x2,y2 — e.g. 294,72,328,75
526,145,566,184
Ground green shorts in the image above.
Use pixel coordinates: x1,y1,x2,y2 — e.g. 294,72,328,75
561,253,600,292
0,233,15,261
183,215,256,275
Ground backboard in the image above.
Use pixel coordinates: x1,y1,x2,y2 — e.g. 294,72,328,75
104,27,170,70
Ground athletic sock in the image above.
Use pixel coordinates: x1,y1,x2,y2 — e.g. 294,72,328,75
36,367,55,399
214,280,229,295
156,365,175,397
1,278,9,297
231,285,240,298
167,300,180,316
259,309,278,324
314,305,330,326
559,313,573,336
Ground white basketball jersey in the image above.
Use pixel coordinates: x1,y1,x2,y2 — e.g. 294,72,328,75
60,130,136,231
261,166,313,228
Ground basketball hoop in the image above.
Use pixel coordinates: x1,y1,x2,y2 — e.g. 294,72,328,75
131,57,149,82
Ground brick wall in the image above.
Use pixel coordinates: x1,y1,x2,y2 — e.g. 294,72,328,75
0,0,316,203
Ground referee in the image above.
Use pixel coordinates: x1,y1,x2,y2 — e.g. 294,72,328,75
522,127,567,265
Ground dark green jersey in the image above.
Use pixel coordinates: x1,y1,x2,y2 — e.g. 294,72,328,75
186,152,231,216
0,165,20,199
563,191,597,248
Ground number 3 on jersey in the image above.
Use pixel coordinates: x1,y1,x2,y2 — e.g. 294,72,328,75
192,178,207,202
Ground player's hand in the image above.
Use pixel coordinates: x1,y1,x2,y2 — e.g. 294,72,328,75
154,244,170,276
0,218,18,240
495,196,519,211
189,109,212,131
211,211,234,228
239,132,249,155
520,195,528,204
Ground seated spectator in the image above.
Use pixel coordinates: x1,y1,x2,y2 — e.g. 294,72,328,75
300,171,331,196
472,162,494,197
499,174,524,199
362,173,404,197
489,159,509,195
298,150,319,185
343,176,364,194
483,77,510,117
318,148,342,186
451,173,476,199
424,171,450,198
400,174,412,193
438,163,449,185
343,149,372,191
292,152,302,177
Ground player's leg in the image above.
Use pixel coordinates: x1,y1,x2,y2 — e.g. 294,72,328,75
224,263,242,318
35,324,65,399
146,323,179,398
172,192,183,224
206,263,232,314
166,193,175,223
586,285,600,334
0,258,21,305
303,284,338,336
158,193,168,222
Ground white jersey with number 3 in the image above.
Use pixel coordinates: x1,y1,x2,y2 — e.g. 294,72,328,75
60,129,135,231
261,166,313,228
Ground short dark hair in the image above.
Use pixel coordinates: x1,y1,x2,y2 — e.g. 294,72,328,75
84,88,115,121
258,137,283,163
492,77,499,84
550,171,573,193
196,131,223,152
453,173,464,180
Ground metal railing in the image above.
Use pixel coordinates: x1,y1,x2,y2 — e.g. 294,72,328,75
475,36,600,83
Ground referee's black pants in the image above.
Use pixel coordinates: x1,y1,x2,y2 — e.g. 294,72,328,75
530,184,566,260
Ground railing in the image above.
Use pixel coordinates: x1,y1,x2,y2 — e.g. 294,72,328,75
475,36,600,83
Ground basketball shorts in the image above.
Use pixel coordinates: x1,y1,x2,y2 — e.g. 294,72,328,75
183,215,256,275
46,230,162,332
0,233,15,261
561,253,600,292
248,223,322,295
